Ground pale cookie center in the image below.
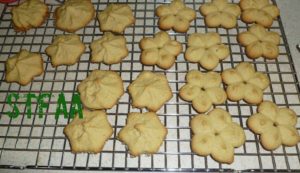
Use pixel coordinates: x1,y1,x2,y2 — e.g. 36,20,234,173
259,120,266,126
135,123,147,132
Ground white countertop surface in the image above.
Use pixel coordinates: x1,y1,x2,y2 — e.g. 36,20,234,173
0,0,299,173
276,0,300,79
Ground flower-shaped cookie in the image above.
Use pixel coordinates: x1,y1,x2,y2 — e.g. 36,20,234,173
5,49,44,86
77,70,124,110
128,71,172,112
46,34,85,67
238,24,280,59
140,31,182,69
247,101,300,150
240,0,280,28
118,112,167,156
55,0,95,33
191,108,245,164
12,0,49,31
98,4,135,33
179,70,227,113
64,109,113,153
222,62,270,104
156,0,196,33
185,32,229,70
90,32,128,64
199,0,241,29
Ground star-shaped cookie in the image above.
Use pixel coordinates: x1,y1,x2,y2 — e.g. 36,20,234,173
90,32,128,64
55,0,95,32
64,109,113,153
46,34,85,67
11,0,49,31
5,49,44,86
118,112,167,156
77,70,124,110
128,71,172,112
98,4,135,33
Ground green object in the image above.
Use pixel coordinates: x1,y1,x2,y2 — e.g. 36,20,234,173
55,92,68,119
69,93,83,119
38,93,51,118
6,93,20,119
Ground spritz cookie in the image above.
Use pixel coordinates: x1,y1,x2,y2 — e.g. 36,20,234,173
191,108,245,164
156,0,196,33
247,101,300,150
128,71,172,112
64,109,113,153
11,0,49,31
140,31,182,69
55,0,95,32
98,4,135,33
238,24,280,59
90,32,128,64
118,112,167,156
179,70,227,113
46,34,85,67
77,70,124,110
5,49,44,86
240,0,280,27
185,32,229,70
199,0,241,29
222,62,269,104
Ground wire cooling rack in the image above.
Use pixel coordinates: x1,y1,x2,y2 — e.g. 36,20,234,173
0,0,299,172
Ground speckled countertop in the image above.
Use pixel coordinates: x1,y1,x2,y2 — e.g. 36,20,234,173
0,1,299,173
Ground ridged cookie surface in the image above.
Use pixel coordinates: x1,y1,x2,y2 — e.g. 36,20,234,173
118,112,167,157
64,109,113,153
12,0,49,31
128,71,172,112
5,49,44,86
98,4,135,33
78,70,124,110
46,34,85,67
55,0,95,32
90,32,128,64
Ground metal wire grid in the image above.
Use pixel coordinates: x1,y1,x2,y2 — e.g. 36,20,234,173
0,0,299,171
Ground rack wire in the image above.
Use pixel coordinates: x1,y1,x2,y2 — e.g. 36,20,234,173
0,0,299,172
